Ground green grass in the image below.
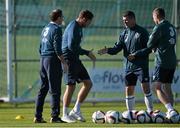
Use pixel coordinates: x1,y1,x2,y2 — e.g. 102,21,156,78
0,102,180,127
0,1,180,127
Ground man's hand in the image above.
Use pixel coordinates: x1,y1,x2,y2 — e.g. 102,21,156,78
88,49,96,61
58,55,68,73
152,48,157,53
97,46,108,55
62,62,68,73
127,53,136,61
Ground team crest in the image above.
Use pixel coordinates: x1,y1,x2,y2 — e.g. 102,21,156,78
135,33,140,39
149,34,152,39
124,34,128,42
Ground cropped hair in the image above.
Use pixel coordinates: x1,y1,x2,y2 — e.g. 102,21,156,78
49,9,63,21
122,10,136,19
78,10,94,20
153,7,165,18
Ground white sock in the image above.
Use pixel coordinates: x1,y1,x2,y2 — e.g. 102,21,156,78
63,106,68,117
144,92,153,113
126,96,135,111
165,103,174,112
73,101,81,112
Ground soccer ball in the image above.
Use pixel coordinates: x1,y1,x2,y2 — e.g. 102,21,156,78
136,110,151,123
92,110,105,123
105,110,121,124
166,110,180,123
152,110,166,123
122,110,135,124
131,110,139,120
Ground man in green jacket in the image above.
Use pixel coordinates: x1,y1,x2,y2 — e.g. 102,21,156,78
98,11,153,115
128,8,178,119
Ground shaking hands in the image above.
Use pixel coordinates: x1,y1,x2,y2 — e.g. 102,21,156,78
88,49,96,61
97,46,108,55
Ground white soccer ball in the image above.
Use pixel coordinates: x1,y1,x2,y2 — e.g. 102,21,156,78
122,110,135,124
152,110,166,123
167,110,180,123
92,110,105,124
131,110,139,120
136,110,151,123
105,110,121,124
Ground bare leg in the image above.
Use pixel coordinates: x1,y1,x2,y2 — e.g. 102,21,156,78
63,85,75,107
154,82,170,105
69,80,92,122
77,80,92,103
162,83,174,106
62,85,76,117
61,85,77,123
141,82,150,94
126,86,135,96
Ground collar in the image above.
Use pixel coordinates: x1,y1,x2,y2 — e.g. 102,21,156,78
128,24,137,30
159,19,165,24
50,21,61,27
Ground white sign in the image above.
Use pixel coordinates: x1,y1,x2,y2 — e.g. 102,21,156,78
88,68,180,93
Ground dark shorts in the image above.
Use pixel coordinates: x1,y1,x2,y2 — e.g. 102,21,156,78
63,60,90,85
153,66,175,83
125,68,149,86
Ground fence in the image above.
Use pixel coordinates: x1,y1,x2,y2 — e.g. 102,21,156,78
0,0,180,102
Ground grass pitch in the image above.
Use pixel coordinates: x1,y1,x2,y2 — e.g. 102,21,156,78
0,102,180,127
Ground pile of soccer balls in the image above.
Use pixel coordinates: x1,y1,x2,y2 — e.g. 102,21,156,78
92,110,180,124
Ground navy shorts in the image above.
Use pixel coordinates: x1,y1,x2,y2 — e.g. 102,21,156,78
63,60,90,85
125,68,149,86
153,66,175,83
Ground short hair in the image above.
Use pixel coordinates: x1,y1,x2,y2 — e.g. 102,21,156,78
78,10,94,20
153,7,165,18
122,10,136,19
49,9,63,21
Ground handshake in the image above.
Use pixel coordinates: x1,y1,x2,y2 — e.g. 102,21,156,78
97,46,108,55
87,47,108,62
97,46,136,61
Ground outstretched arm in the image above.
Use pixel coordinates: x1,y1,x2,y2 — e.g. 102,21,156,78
98,31,125,55
128,26,160,60
88,49,96,61
98,41,124,55
97,46,108,55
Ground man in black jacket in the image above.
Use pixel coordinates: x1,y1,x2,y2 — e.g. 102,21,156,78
128,8,178,119
98,11,153,116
